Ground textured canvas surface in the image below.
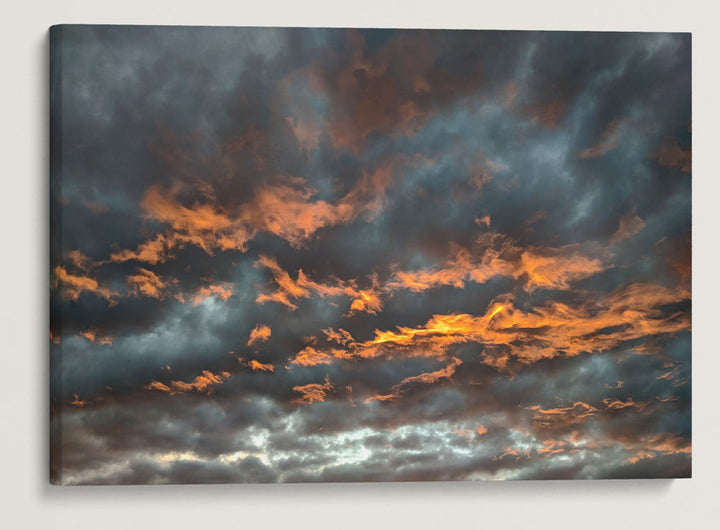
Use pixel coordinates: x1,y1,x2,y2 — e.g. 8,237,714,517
50,25,691,485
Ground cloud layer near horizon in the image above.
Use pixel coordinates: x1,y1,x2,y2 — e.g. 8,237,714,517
50,26,691,484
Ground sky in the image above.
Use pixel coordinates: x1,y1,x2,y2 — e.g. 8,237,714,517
50,26,691,484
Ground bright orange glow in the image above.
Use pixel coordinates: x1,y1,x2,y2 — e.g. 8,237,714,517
145,370,230,395
79,330,96,342
323,328,355,346
255,254,382,314
527,402,598,429
248,360,275,372
108,164,393,264
291,278,687,371
145,380,171,393
538,439,566,455
602,398,647,411
247,324,272,346
293,375,334,404
386,236,605,294
290,346,341,366
519,247,605,291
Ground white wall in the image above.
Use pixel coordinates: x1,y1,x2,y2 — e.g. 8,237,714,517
2,1,717,528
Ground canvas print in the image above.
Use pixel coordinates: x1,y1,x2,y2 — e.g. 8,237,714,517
50,26,691,484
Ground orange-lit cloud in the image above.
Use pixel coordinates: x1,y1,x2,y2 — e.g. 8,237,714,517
145,370,230,395
537,439,566,455
323,328,355,346
453,424,487,441
289,346,353,366
397,357,462,386
365,357,461,402
348,287,383,315
255,254,382,314
109,233,177,265
605,381,624,389
602,397,648,411
191,283,234,305
519,246,605,291
644,434,691,454
79,330,113,345
247,324,272,346
476,215,491,228
626,450,655,465
527,402,599,429
387,235,606,294
66,249,93,271
247,360,275,372
657,363,680,381
291,346,333,366
293,375,334,404
145,380,172,392
493,446,520,461
53,265,118,305
110,164,393,265
71,394,86,407
126,267,176,300
617,432,692,464
297,278,689,370
610,210,647,245
386,239,517,293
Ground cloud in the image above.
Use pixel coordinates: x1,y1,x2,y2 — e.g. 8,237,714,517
50,27,691,484
306,280,690,369
247,324,272,346
79,330,113,345
603,397,648,411
191,283,234,305
365,357,462,402
66,249,93,271
578,120,624,159
527,402,599,430
293,375,334,404
127,267,176,300
255,254,382,314
386,234,606,294
290,346,335,366
53,265,118,305
610,210,647,245
247,360,275,372
108,163,394,265
519,245,606,292
656,143,691,173
145,370,230,395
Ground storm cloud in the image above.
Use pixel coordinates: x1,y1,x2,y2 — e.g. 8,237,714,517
50,26,691,484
